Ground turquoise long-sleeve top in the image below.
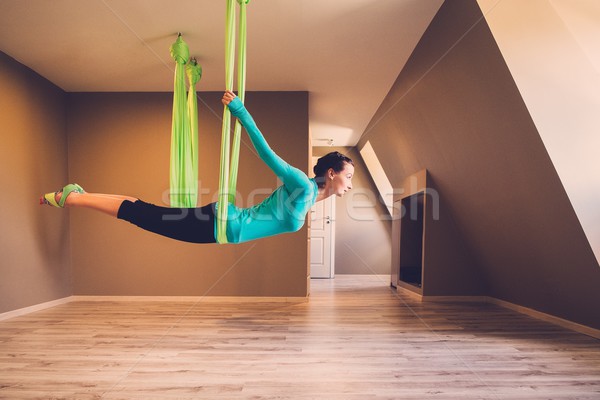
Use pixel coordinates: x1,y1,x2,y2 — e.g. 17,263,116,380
215,97,318,244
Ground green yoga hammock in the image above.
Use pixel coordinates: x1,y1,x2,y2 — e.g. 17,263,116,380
169,0,248,243
169,35,202,208
216,0,249,244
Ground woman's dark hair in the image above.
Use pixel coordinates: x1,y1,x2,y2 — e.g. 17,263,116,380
313,151,353,187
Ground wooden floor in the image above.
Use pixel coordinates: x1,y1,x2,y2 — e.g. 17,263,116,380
1,275,599,400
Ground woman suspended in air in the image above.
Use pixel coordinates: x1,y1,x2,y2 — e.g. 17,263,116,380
40,91,354,244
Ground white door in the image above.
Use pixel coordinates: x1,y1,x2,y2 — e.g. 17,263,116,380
310,190,335,279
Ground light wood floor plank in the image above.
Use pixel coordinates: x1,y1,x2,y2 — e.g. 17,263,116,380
0,275,599,399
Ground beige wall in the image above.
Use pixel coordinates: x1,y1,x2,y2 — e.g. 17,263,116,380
0,52,71,313
359,0,600,328
0,48,312,309
67,91,310,297
313,147,391,275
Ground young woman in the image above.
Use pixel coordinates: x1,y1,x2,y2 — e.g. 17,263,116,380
40,91,354,244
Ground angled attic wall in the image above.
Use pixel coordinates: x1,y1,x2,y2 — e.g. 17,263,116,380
477,0,600,266
358,0,600,328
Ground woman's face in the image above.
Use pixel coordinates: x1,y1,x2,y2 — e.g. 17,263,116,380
329,162,354,197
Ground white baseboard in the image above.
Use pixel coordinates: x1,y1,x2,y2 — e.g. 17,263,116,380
0,296,72,321
398,288,600,340
70,295,307,303
0,295,306,322
487,297,600,340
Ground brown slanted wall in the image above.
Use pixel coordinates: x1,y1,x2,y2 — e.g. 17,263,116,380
358,0,600,328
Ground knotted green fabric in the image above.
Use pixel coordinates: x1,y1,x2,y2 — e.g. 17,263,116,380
216,0,249,243
169,36,201,208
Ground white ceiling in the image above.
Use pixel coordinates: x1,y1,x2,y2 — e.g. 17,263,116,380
0,0,442,146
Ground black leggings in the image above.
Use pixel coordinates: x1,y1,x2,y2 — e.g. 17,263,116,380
117,200,217,244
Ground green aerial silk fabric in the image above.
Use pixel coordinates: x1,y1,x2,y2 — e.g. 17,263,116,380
169,35,198,208
186,59,202,207
217,0,249,243
216,0,236,243
228,0,248,204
